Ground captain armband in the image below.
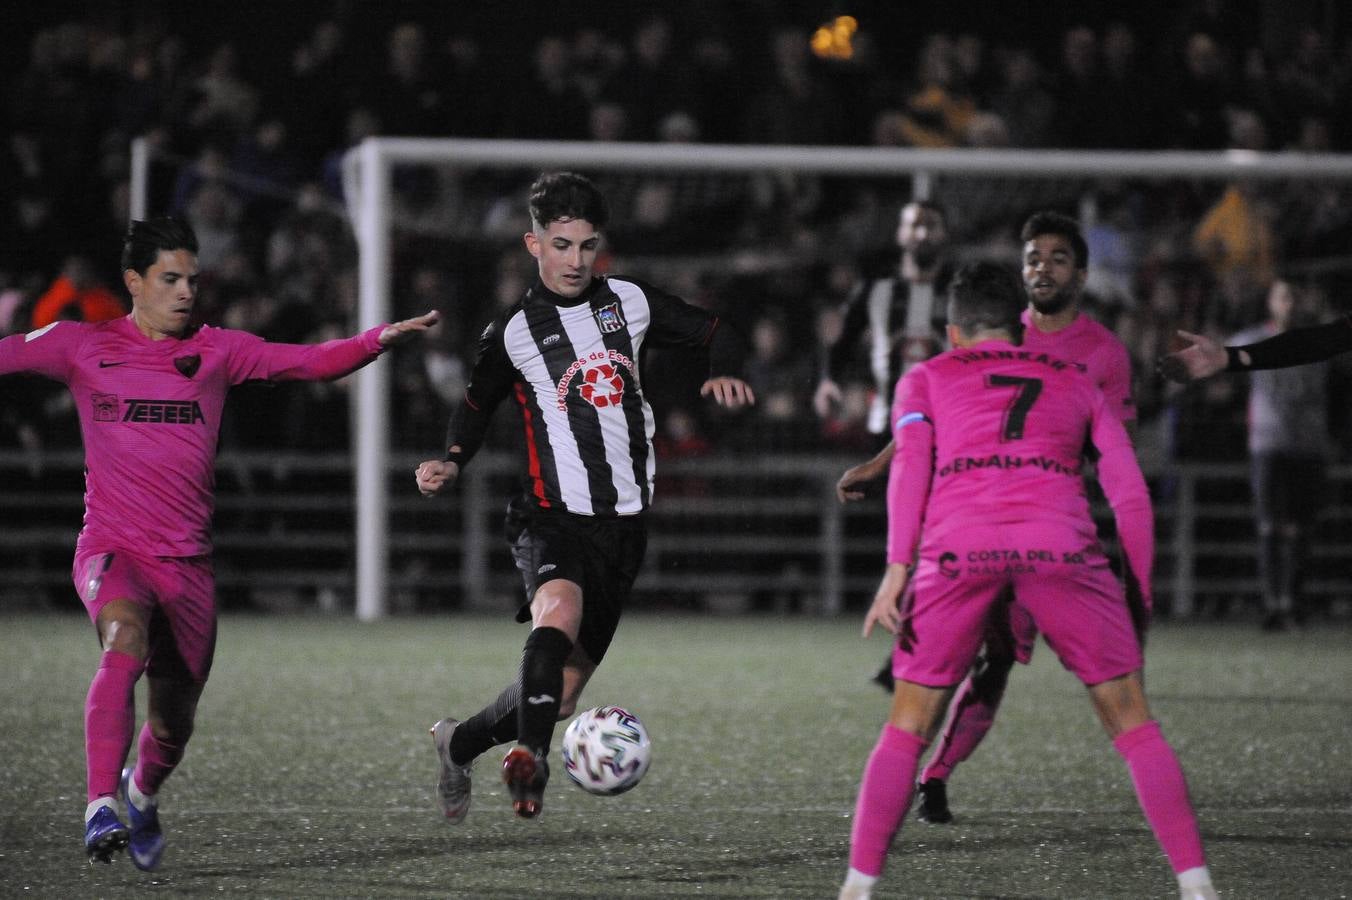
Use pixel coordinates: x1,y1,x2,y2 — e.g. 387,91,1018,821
894,411,930,430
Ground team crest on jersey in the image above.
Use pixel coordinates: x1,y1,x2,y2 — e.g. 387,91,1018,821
92,393,119,422
593,302,626,334
174,354,201,377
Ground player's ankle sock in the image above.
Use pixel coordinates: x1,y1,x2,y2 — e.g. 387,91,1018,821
1177,865,1214,892
133,723,183,798
516,626,572,755
85,650,144,802
1113,720,1206,873
450,683,521,766
849,724,927,877
842,868,878,892
85,797,116,822
126,768,156,811
920,676,998,782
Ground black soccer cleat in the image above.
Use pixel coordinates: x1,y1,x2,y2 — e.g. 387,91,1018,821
915,779,953,824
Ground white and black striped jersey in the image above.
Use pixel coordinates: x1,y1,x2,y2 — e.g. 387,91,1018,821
825,264,953,433
445,275,742,517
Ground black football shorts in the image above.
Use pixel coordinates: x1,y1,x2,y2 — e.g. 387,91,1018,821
505,504,647,664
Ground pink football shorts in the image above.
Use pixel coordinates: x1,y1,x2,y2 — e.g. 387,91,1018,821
73,546,217,683
893,519,1143,688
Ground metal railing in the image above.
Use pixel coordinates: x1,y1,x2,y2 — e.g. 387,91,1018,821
1,450,1348,616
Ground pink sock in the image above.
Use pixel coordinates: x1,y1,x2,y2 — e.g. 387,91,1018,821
921,676,998,783
1113,720,1207,873
849,725,928,877
85,650,144,802
134,723,186,796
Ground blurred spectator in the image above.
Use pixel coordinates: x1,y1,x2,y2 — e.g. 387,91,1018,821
892,35,977,148
184,43,259,144
30,256,126,328
603,15,690,142
1098,22,1162,148
1230,279,1334,630
363,23,448,137
502,36,589,140
988,47,1055,148
1051,25,1106,148
1169,31,1236,149
743,27,841,145
742,311,814,426
186,182,244,272
283,20,352,169
653,406,713,497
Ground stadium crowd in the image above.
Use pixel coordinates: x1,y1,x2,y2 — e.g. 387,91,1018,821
3,1,1352,464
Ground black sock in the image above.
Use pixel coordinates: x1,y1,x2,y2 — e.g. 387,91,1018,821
449,683,520,766
516,626,573,756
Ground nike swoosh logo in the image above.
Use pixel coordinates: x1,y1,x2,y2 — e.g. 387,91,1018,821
98,361,128,368
526,694,556,705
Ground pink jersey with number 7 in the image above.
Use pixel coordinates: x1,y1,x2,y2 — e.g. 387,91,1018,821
885,339,1152,606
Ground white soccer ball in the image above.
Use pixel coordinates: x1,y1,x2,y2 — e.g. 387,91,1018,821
561,705,652,796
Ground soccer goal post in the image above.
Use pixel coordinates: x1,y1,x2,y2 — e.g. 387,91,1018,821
338,137,1352,620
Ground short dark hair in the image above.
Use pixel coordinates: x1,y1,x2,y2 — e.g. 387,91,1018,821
1019,210,1088,269
947,260,1025,339
528,172,610,231
121,216,199,274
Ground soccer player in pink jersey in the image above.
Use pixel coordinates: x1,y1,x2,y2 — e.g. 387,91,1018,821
910,210,1142,821
839,211,1141,824
0,217,438,869
838,261,1216,900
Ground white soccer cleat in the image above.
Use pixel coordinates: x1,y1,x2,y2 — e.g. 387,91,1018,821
430,717,473,824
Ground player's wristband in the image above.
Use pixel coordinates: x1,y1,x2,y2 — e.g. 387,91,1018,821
1224,346,1246,372
443,446,467,466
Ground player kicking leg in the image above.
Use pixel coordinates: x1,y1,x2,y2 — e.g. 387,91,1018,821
429,507,640,821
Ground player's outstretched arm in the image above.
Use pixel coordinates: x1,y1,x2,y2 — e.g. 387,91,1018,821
862,562,910,637
837,438,897,502
379,310,440,347
1159,330,1229,383
699,376,755,409
415,458,460,497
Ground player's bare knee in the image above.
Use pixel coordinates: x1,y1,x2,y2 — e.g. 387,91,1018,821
99,618,149,659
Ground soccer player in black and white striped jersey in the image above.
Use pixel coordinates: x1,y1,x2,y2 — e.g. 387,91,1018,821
417,172,754,821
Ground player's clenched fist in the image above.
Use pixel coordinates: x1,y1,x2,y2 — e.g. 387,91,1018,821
416,459,459,496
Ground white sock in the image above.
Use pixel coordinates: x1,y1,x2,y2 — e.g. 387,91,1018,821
843,868,878,890
1177,866,1213,890
127,773,156,811
85,797,116,822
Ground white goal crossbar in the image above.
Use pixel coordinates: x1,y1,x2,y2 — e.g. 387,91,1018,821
130,135,1352,619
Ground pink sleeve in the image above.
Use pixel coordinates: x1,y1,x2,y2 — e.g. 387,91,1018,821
0,321,83,382
224,325,385,385
886,367,935,564
1090,391,1154,610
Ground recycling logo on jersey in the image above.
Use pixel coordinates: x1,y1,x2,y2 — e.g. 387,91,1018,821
557,349,634,411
